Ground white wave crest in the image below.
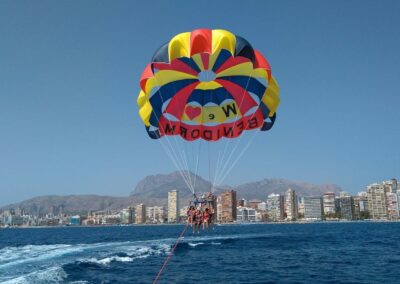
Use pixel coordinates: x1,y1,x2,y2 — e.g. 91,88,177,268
0,244,81,269
0,241,169,282
188,242,205,247
0,231,277,282
84,255,134,265
0,266,67,284
79,243,171,266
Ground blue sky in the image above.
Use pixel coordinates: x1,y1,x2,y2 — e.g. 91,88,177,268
1,0,399,206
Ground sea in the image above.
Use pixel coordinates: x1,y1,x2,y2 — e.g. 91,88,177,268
1,222,400,284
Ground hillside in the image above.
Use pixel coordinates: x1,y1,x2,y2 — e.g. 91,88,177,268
1,172,342,214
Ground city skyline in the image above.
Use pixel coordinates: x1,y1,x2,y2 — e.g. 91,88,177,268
1,1,400,206
2,178,398,227
0,169,366,208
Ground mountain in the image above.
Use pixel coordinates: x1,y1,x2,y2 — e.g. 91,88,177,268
234,178,341,200
132,171,341,200
1,172,342,215
1,195,135,216
131,171,214,198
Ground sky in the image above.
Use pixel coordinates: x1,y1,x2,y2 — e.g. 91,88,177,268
1,0,399,206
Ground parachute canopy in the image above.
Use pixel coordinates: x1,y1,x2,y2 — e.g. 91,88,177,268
138,29,280,141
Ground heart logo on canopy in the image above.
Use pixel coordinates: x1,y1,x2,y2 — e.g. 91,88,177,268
185,105,202,120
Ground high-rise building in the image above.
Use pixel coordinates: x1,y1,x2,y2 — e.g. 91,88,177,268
323,192,336,216
397,190,400,215
249,199,262,210
217,202,222,222
128,206,135,224
383,179,398,219
168,190,179,223
284,188,298,221
367,183,388,219
339,196,354,220
335,197,341,216
146,206,165,223
383,179,398,193
267,193,284,221
236,206,257,222
386,192,399,220
135,204,146,224
298,199,305,217
352,196,361,220
219,190,237,222
257,202,267,211
303,197,323,220
357,192,369,212
119,208,131,224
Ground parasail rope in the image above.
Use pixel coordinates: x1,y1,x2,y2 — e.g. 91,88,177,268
167,78,197,192
213,67,255,186
192,141,202,195
152,113,194,193
158,139,194,192
152,223,189,284
152,74,195,193
214,72,266,186
214,129,260,186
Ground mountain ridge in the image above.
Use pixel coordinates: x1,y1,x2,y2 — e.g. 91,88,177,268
1,171,342,214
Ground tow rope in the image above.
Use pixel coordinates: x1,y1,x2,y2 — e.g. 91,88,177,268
152,223,189,284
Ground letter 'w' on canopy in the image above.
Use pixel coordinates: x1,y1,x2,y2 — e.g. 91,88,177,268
137,29,280,194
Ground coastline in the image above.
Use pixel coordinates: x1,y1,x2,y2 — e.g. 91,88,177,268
2,219,399,229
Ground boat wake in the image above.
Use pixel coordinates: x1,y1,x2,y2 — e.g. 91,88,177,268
1,266,68,284
0,232,277,283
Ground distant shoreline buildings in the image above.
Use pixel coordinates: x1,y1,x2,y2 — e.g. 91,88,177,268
1,178,398,227
167,189,179,223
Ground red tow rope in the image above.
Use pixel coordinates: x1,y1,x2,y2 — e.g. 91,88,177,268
152,223,189,284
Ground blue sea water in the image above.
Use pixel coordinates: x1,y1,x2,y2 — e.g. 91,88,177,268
1,222,400,284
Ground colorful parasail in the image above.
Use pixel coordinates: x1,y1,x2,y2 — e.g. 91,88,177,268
137,29,280,141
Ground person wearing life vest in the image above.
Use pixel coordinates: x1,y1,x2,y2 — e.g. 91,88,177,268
187,206,195,226
203,208,210,230
194,208,203,234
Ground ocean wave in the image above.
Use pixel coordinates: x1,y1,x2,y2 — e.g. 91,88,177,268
0,232,275,267
180,232,281,244
0,266,67,284
0,231,277,282
188,242,205,247
0,241,171,282
77,243,171,266
0,244,82,268
0,241,161,269
83,255,135,265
